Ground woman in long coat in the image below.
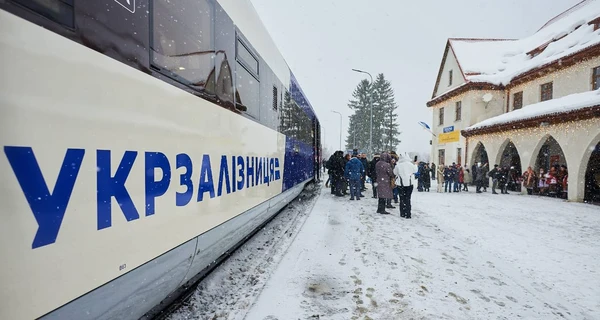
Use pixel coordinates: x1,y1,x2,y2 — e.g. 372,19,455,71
422,164,431,192
376,153,395,214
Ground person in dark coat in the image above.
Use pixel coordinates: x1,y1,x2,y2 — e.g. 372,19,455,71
443,166,452,192
341,153,351,195
471,163,478,186
330,151,345,196
375,153,394,214
422,164,431,192
417,162,424,192
345,153,365,200
475,163,488,193
368,154,380,198
489,164,500,194
359,153,369,192
431,163,436,180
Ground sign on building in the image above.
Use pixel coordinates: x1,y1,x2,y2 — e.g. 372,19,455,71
438,131,460,144
443,126,455,133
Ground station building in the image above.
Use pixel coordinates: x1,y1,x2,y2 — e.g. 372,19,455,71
427,0,600,202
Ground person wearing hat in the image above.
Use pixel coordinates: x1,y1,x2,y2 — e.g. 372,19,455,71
489,164,500,194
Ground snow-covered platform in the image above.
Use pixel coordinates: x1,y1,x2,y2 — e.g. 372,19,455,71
245,183,600,320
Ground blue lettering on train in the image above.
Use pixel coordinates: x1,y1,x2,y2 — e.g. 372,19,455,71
3,146,281,249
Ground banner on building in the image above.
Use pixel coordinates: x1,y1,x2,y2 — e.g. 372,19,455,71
438,131,460,144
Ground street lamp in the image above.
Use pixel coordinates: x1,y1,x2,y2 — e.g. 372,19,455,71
352,68,374,157
331,110,342,150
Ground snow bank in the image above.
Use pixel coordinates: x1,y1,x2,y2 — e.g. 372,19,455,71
466,89,600,130
452,0,600,86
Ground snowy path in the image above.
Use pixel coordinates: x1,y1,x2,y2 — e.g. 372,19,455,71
245,183,600,320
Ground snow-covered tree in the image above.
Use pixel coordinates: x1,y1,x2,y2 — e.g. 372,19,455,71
345,79,371,151
373,74,401,151
346,74,401,153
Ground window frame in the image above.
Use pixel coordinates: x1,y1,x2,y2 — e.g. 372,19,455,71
149,0,217,96
236,36,260,80
11,0,74,29
592,66,600,91
448,70,453,86
455,101,462,121
438,149,445,166
457,147,462,166
513,91,523,110
540,82,553,102
439,107,445,126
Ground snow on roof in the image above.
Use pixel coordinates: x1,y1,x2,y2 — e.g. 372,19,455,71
451,0,600,86
449,39,516,76
466,89,600,131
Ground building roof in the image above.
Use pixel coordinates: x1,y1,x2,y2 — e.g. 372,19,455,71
449,39,516,78
430,0,600,102
463,89,600,136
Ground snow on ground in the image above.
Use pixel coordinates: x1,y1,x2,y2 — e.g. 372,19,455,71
169,178,600,320
167,186,320,320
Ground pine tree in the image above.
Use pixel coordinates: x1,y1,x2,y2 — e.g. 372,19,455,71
345,74,401,154
373,74,401,151
345,79,371,151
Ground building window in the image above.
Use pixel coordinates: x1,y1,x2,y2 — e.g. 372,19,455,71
593,66,600,90
457,148,462,166
272,86,278,110
513,91,523,110
438,149,445,166
540,82,553,101
455,101,462,121
151,0,215,93
448,70,453,86
439,107,444,126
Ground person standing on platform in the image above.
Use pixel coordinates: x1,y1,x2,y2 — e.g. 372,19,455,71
359,153,369,192
368,153,380,198
431,162,436,180
375,153,394,215
437,164,445,193
394,155,419,219
345,152,364,201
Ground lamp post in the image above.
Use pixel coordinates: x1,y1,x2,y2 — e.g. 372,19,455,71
352,68,373,157
331,110,342,150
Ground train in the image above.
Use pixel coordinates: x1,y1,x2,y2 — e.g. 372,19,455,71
0,0,321,319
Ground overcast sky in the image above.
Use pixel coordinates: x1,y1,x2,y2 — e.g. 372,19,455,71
249,0,581,155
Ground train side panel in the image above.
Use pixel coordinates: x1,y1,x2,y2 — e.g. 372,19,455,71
0,10,291,319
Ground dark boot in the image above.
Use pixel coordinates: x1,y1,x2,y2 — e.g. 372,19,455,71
377,198,386,213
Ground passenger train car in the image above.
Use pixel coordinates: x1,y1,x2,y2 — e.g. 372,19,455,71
0,0,321,319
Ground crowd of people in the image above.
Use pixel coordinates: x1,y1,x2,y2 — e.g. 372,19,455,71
324,150,572,219
324,149,418,218
420,161,569,198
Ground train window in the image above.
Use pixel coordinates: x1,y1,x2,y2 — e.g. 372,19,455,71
279,91,312,144
235,64,260,117
237,38,259,77
12,0,74,28
272,86,278,111
151,0,216,93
